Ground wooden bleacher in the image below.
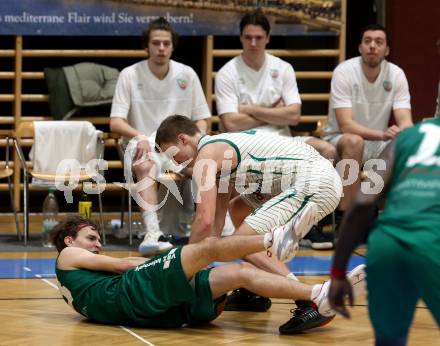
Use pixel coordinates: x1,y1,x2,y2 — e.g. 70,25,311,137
0,1,347,213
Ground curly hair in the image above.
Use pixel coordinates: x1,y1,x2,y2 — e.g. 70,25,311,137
50,215,100,253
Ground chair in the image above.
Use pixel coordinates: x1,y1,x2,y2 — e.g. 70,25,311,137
13,121,105,245
0,130,21,240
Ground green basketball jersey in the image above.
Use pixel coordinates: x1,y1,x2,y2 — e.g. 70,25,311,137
375,118,440,255
56,267,123,324
56,247,219,328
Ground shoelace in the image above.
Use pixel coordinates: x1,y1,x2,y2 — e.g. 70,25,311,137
289,307,319,322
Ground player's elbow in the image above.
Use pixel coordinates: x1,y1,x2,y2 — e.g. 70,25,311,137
220,115,239,132
288,113,300,126
109,117,123,134
339,123,353,134
114,259,134,274
199,216,214,234
191,215,214,241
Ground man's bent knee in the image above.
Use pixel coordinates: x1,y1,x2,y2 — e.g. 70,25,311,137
337,134,364,158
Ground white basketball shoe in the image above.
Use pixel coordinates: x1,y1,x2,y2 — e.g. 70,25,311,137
312,264,367,317
271,202,319,262
138,230,173,257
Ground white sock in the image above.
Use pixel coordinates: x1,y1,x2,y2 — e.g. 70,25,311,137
286,272,299,281
310,283,323,302
142,211,160,234
263,232,273,249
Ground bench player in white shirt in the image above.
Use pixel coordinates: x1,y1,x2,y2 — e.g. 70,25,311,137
323,24,413,222
110,18,211,256
215,10,337,160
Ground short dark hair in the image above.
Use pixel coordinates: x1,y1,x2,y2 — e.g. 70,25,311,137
156,115,200,147
50,215,100,253
239,9,271,35
141,17,179,49
360,24,388,44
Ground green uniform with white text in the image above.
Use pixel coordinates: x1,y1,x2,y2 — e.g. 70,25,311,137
56,247,224,328
366,118,440,340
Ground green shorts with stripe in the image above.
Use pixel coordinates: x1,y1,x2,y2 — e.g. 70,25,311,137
243,160,342,234
119,247,225,328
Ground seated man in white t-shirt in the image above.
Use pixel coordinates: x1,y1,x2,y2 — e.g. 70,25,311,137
110,18,211,256
323,24,413,222
215,11,336,161
215,11,337,250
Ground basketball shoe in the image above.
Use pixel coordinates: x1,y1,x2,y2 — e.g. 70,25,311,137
270,202,319,262
279,300,335,334
312,264,367,317
138,230,173,257
224,288,272,312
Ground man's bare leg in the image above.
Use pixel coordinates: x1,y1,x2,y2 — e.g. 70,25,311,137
209,262,312,301
179,236,366,316
229,195,291,276
180,224,297,279
133,157,173,254
180,236,269,278
335,134,364,211
234,224,291,276
180,235,311,303
306,137,338,162
132,158,159,215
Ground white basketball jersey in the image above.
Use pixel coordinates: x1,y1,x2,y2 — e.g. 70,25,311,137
198,131,324,196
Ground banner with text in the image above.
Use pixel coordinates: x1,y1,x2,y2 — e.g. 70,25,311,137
0,0,337,36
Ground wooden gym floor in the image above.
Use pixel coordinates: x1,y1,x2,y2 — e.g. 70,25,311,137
0,214,438,345
0,247,438,346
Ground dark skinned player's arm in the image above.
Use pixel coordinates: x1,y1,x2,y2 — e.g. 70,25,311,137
331,139,396,275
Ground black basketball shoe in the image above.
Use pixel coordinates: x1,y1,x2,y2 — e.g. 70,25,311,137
279,300,335,334
224,288,272,312
300,225,334,250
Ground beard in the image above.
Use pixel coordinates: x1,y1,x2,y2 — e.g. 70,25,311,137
362,55,382,68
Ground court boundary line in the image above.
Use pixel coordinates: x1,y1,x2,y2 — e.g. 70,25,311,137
23,266,156,346
119,326,156,346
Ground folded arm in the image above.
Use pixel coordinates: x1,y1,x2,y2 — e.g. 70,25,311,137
240,102,300,126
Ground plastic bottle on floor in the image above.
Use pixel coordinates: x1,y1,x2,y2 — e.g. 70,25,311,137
42,187,58,248
78,192,92,219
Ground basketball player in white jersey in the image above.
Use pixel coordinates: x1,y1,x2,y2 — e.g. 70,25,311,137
110,18,211,256
155,115,348,334
215,10,337,250
323,24,413,220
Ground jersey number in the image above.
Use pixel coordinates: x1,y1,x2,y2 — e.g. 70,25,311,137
406,123,440,167
58,283,74,307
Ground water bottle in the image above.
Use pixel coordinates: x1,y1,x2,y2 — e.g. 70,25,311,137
78,192,92,219
42,187,58,247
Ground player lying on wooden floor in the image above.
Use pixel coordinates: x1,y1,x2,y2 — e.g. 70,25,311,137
52,216,365,330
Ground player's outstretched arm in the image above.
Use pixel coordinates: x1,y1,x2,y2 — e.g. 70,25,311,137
329,140,396,316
